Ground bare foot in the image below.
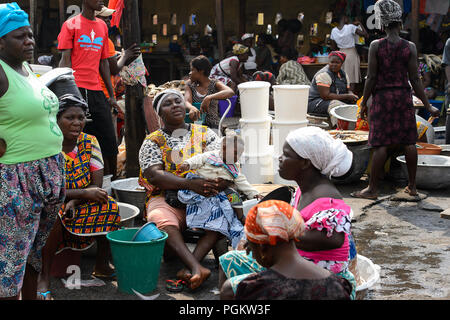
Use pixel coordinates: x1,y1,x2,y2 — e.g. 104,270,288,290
404,186,418,197
188,266,211,290
176,268,192,283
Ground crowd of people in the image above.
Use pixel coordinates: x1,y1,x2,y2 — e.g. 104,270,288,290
0,0,449,301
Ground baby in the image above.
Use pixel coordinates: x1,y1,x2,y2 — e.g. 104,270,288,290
178,134,260,222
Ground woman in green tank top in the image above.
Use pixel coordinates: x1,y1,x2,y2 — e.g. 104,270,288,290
0,3,65,301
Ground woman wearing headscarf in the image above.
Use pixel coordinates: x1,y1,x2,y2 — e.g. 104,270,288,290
37,92,121,300
0,3,65,300
219,126,358,300
210,44,249,92
307,51,359,122
228,200,352,300
352,0,440,200
138,89,231,290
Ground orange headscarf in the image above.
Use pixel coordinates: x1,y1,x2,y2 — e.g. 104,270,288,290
245,200,305,246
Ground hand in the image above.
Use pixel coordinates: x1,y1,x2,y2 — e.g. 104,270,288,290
345,93,359,103
188,106,201,121
178,162,190,173
0,138,6,158
236,239,248,251
108,97,120,113
83,187,109,204
253,194,263,200
214,177,233,192
63,199,78,221
200,96,211,113
359,102,368,120
189,178,220,197
426,104,440,118
124,43,141,65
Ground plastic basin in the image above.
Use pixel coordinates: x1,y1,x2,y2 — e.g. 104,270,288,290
416,142,442,155
132,222,164,241
107,228,167,294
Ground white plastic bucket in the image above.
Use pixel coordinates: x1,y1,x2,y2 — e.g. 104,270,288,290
273,85,310,122
240,152,274,184
238,81,271,120
29,64,52,77
239,116,271,155
271,120,308,156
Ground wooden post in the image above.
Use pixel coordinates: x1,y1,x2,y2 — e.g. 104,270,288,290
122,0,146,177
215,0,225,60
29,0,37,63
239,0,246,37
411,0,419,48
58,0,65,27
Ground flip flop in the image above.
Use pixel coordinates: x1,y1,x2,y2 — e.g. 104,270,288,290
403,187,419,197
350,191,378,200
37,290,52,300
166,279,186,293
91,271,116,280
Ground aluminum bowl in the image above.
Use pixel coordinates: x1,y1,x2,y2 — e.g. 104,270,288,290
396,155,450,189
111,178,147,218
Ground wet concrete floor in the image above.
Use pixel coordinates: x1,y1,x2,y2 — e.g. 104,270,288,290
48,178,450,300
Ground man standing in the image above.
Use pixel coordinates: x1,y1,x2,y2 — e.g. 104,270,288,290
443,36,450,144
58,0,118,177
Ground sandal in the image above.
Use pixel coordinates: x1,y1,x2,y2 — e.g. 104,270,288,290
91,271,116,280
166,279,186,293
37,290,52,300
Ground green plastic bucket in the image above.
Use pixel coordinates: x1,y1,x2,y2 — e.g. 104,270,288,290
107,228,168,294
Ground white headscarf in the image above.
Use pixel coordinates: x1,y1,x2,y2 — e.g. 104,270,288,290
153,89,185,115
285,126,353,178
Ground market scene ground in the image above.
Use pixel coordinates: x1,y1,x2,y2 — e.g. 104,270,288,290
1,0,450,303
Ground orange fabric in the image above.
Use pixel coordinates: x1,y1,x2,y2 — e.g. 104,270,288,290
146,196,186,230
355,96,369,131
245,200,305,246
99,38,117,98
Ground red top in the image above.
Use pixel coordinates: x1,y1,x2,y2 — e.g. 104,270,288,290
58,14,110,91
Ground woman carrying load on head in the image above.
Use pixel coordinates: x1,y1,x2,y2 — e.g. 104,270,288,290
0,2,65,300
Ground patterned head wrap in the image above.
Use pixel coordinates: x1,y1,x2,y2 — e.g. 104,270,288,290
232,43,249,55
153,89,185,115
374,0,403,28
57,93,88,116
286,126,353,178
0,2,30,38
329,51,347,63
245,200,305,246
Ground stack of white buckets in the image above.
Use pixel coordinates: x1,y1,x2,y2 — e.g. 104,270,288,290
237,82,310,185
272,85,310,185
237,81,273,184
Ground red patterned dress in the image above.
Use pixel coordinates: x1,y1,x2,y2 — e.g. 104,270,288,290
58,133,121,252
368,38,417,147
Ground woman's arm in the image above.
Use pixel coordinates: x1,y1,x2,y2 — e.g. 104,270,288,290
184,83,201,121
407,42,439,117
143,164,220,196
317,85,358,103
64,169,108,204
229,60,246,85
200,81,234,113
354,21,369,38
295,229,345,252
359,40,379,119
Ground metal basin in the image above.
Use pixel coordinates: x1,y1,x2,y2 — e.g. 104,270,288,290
329,104,358,130
396,155,450,189
111,178,147,218
118,202,140,228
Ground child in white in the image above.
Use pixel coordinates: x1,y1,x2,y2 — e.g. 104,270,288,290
177,135,260,248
